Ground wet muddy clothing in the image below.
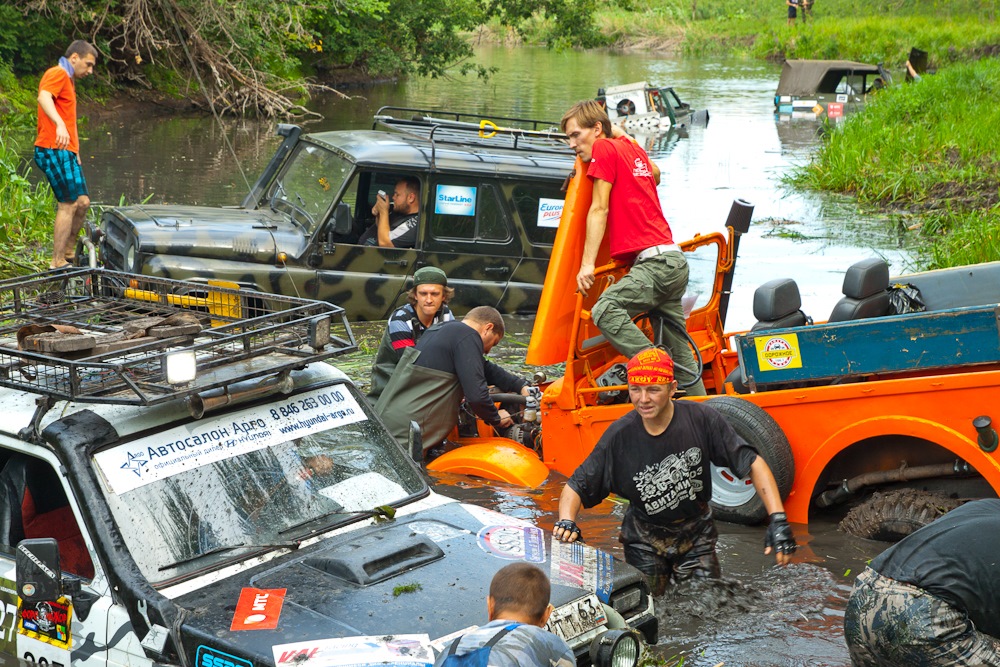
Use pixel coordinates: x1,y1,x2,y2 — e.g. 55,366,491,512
433,620,574,667
358,211,418,247
568,402,757,582
845,568,1000,667
585,137,704,393
844,499,1000,666
375,321,526,449
367,303,453,400
624,503,721,592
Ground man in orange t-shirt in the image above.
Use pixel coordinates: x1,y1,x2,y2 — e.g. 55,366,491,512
34,40,98,269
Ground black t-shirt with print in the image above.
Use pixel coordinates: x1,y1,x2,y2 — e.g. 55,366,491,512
568,401,758,543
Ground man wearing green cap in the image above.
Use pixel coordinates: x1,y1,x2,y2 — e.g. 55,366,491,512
368,266,455,400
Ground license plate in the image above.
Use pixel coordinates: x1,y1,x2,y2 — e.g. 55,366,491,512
545,593,607,641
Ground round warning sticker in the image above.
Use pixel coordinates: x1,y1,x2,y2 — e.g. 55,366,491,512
754,333,802,371
477,525,546,563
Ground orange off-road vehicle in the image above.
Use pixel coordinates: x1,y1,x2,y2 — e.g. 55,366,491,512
428,158,1000,534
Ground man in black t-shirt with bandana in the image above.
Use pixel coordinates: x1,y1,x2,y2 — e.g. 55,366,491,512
553,348,796,593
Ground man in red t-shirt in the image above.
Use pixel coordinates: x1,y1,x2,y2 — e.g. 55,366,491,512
34,40,98,269
561,100,705,395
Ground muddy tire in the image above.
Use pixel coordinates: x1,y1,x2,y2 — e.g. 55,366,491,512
705,396,794,525
839,489,963,542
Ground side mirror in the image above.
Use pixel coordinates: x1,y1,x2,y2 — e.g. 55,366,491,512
16,539,62,602
408,420,423,462
332,202,352,236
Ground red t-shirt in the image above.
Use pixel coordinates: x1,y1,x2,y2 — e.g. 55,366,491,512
35,65,78,154
587,135,673,262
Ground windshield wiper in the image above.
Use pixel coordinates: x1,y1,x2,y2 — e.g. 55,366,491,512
278,505,395,537
158,540,300,571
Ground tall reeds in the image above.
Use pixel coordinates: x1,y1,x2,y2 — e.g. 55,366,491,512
0,132,54,277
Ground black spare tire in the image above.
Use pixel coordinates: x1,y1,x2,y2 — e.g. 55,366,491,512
705,396,794,525
839,489,963,542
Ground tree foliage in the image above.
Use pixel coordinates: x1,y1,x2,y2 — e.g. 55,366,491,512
0,0,601,117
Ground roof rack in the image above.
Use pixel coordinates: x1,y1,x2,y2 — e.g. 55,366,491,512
372,106,571,157
0,268,355,406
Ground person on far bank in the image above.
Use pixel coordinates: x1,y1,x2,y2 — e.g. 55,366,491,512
358,176,421,247
786,0,799,25
435,562,574,667
34,40,98,270
561,100,705,395
553,348,796,594
368,266,455,400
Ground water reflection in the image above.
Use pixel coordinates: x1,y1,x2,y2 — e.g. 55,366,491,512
14,46,918,329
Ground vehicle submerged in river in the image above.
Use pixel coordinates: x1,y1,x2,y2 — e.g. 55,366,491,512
430,158,1000,535
774,59,890,120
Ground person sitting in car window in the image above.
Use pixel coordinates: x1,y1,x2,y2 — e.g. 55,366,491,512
357,176,420,248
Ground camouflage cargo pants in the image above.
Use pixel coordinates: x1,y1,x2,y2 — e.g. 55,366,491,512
623,508,720,595
590,251,706,395
844,567,1000,667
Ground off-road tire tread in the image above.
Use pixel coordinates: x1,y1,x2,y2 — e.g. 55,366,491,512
839,489,963,542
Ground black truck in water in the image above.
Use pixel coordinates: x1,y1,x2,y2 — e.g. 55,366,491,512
0,269,654,667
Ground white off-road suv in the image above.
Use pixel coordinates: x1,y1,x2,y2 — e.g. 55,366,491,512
0,269,655,667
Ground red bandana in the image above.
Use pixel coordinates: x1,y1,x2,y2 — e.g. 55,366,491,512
626,348,675,385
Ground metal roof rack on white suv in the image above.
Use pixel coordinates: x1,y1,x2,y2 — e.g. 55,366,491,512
0,268,354,407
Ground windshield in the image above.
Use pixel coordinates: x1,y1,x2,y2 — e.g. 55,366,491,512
268,143,353,234
93,384,425,583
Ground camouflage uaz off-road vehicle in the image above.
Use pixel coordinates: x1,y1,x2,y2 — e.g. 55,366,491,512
95,109,573,321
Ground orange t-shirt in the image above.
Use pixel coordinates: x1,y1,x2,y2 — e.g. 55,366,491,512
35,65,78,154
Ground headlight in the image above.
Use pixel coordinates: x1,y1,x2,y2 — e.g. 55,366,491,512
589,629,640,667
125,243,137,271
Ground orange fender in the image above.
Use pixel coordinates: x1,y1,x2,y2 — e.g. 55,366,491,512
427,439,550,488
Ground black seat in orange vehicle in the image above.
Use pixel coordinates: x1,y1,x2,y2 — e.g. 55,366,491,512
726,278,810,393
0,455,95,579
828,258,890,322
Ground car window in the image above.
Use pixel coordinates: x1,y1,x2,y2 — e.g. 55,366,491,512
0,453,95,580
94,384,426,584
510,183,563,246
429,179,511,244
267,143,351,235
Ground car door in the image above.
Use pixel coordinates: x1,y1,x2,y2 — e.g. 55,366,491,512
0,450,140,667
419,176,520,315
503,179,562,315
312,170,421,321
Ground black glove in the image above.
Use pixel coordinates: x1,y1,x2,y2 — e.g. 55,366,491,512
553,519,583,542
764,512,797,555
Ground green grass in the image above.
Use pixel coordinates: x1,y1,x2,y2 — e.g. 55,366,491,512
593,0,1000,65
793,58,1000,268
0,131,55,277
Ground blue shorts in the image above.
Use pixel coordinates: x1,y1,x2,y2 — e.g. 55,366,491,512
34,147,88,203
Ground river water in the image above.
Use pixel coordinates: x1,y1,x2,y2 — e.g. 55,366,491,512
33,46,905,664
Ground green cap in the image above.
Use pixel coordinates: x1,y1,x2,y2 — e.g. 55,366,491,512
413,266,448,287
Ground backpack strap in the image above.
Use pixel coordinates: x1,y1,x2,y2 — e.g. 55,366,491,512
483,622,522,649
446,622,523,658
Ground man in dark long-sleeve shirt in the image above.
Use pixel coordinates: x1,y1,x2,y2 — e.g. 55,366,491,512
375,306,530,450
